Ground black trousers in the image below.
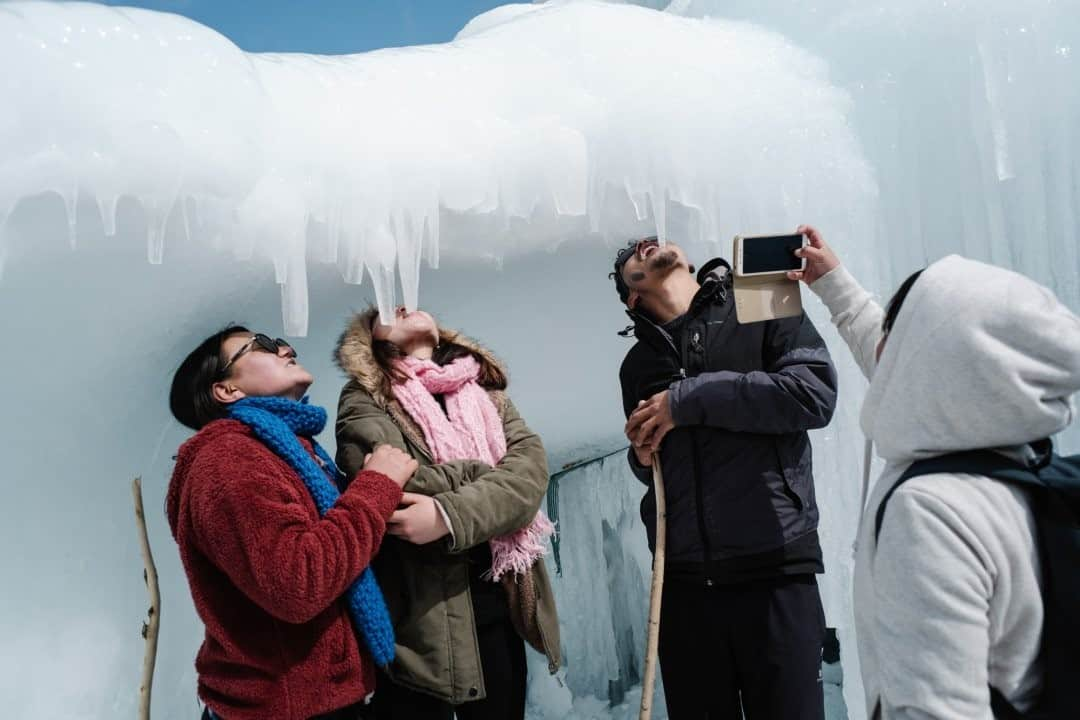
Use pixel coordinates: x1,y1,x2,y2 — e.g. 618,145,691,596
369,617,527,720
658,574,826,720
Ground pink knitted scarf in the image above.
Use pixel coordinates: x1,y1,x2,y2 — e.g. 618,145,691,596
390,354,554,581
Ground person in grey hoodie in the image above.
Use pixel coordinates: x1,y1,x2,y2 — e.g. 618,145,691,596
789,225,1080,720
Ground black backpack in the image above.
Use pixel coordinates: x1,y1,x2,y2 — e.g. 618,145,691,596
874,440,1080,720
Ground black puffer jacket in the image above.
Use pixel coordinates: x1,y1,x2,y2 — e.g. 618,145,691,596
619,259,838,584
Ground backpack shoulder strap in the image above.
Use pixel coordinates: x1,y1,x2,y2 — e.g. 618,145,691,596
874,445,1080,719
1040,452,1080,489
874,450,1037,543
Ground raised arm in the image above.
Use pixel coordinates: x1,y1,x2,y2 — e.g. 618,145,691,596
790,224,884,381
665,311,837,434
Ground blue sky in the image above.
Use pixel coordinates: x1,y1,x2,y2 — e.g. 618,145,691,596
99,0,511,54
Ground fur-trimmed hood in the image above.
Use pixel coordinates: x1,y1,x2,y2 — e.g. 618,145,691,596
335,308,508,402
334,308,509,458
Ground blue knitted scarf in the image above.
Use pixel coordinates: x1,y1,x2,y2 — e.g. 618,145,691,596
228,395,395,667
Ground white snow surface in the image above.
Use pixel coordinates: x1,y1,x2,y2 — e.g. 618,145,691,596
1,1,1078,719
0,0,872,333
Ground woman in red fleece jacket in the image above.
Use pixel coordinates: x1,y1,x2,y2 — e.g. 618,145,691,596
167,325,417,720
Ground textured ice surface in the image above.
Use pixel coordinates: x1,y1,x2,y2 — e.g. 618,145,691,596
0,0,872,332
1,1,1078,719
526,450,848,720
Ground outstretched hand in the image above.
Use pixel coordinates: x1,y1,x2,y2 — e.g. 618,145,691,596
788,224,841,286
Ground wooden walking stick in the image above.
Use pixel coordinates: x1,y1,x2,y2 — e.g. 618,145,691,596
132,477,161,720
639,453,667,720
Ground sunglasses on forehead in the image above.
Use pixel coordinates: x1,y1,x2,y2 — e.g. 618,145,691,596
221,333,294,373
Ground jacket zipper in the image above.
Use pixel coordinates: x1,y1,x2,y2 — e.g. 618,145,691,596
632,284,727,586
690,426,713,586
677,328,715,588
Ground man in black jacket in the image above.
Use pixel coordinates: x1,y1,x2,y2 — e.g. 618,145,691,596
612,236,837,719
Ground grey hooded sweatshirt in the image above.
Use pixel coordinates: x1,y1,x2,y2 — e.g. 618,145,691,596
810,256,1080,720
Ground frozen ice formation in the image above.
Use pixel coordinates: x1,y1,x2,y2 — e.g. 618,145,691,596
0,0,873,334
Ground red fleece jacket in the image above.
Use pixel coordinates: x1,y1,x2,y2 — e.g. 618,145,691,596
166,419,403,720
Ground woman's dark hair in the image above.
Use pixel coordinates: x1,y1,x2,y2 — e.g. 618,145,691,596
369,317,507,397
170,325,250,430
882,270,925,337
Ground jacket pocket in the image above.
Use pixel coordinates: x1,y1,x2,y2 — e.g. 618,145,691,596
775,435,813,510
774,445,803,511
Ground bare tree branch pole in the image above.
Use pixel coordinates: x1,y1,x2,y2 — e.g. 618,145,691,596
132,477,161,720
639,455,667,720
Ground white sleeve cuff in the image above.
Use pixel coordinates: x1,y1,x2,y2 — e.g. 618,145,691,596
432,497,456,548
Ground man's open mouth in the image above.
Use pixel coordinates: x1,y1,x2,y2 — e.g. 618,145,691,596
638,241,659,260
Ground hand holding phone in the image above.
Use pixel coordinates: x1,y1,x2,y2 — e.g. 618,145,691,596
731,232,806,323
734,233,808,277
786,225,840,285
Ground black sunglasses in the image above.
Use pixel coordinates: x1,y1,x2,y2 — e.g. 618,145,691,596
221,333,294,373
613,237,659,274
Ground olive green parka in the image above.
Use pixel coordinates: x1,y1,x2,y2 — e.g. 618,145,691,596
334,309,560,705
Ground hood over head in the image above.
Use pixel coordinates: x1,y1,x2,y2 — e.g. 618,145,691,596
334,307,507,404
862,254,1080,462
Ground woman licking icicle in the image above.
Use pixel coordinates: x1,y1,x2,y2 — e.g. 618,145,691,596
334,305,561,720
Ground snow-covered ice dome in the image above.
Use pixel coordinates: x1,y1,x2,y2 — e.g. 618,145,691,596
2,1,1078,719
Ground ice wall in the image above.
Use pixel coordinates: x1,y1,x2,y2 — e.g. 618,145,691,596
527,451,848,720
525,452,659,720
664,0,1080,311
0,0,873,334
2,1,1078,719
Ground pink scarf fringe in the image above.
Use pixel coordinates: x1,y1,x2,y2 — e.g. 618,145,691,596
391,354,554,581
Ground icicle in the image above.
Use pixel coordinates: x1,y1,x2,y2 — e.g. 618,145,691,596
370,261,397,327
144,195,176,265
339,224,367,285
97,194,119,237
277,249,308,337
397,212,423,313
977,36,1014,182
627,179,648,222
60,184,78,249
0,227,8,283
181,195,197,244
272,254,287,285
324,201,342,265
649,189,668,244
423,206,440,270
366,221,397,323
342,253,365,285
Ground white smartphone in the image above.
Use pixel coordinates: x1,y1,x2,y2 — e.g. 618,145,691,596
733,233,807,277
